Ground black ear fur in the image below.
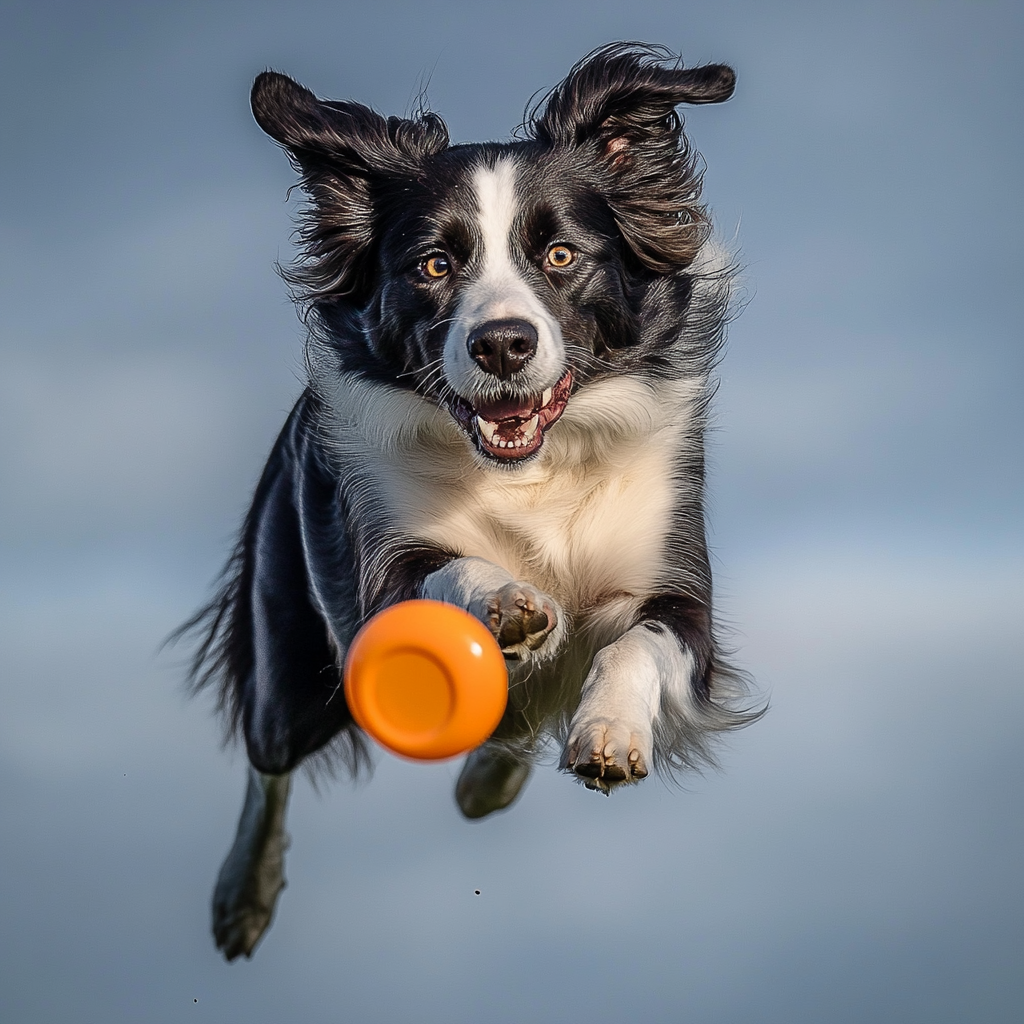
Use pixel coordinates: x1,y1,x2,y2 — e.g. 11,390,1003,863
251,72,449,174
530,44,735,270
251,71,450,303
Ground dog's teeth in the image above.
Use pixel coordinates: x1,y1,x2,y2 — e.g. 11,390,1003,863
476,416,497,444
479,413,541,452
541,388,552,407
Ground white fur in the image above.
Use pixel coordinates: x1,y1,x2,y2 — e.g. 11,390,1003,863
320,370,701,629
420,555,515,604
312,238,731,635
566,622,699,773
309,238,735,775
441,159,565,398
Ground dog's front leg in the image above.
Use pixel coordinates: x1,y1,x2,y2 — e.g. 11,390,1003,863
420,556,565,663
563,621,701,792
211,767,291,960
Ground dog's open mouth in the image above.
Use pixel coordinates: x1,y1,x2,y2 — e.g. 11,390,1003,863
449,370,573,461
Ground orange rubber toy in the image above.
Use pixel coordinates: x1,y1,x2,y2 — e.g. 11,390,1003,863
343,600,508,761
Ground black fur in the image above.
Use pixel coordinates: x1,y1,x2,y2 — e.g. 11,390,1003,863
180,393,369,774
183,43,758,782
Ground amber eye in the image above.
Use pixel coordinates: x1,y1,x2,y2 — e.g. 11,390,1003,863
546,245,575,268
423,254,451,279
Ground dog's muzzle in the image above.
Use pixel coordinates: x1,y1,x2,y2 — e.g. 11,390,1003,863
449,369,573,462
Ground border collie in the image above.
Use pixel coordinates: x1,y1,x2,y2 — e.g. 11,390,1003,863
183,43,761,959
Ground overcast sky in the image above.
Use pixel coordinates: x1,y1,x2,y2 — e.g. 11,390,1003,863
1,2,1022,1021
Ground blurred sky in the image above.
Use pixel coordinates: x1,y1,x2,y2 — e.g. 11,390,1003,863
1,1,1022,1021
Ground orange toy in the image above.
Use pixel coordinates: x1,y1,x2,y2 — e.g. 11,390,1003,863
343,600,508,761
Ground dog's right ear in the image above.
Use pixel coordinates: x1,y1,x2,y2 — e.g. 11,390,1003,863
252,71,351,161
252,72,448,173
251,71,449,303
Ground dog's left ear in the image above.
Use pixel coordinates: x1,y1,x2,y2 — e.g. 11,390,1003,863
531,44,735,270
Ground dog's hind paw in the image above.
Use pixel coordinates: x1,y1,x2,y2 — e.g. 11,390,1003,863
211,770,291,960
212,875,285,961
455,744,533,819
479,582,562,661
561,719,650,793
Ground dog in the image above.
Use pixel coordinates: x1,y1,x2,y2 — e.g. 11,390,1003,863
182,43,761,959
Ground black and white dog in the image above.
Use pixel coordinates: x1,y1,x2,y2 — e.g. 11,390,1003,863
185,43,760,959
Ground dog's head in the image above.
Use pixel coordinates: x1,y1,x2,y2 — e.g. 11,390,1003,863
251,44,734,464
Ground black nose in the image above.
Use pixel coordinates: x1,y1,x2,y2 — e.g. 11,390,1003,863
467,318,538,379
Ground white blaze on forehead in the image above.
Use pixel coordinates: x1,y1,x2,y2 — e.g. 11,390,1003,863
472,159,519,280
442,156,565,398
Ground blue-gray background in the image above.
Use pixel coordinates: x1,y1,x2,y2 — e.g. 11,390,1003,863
1,1,1021,1021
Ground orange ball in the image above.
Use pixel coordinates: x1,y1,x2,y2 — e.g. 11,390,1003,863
343,600,508,761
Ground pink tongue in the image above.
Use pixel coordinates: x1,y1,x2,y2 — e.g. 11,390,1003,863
475,395,536,421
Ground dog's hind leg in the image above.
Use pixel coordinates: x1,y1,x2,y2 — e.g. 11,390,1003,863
212,767,292,960
455,743,533,819
189,393,368,957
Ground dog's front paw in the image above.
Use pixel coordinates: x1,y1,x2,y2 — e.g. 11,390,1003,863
476,582,561,660
561,718,651,793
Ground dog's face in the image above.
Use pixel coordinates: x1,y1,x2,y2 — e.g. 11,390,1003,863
365,148,631,462
251,45,735,464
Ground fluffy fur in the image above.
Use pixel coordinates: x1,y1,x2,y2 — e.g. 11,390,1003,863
181,43,762,959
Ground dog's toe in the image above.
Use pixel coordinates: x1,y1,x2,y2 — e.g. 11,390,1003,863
627,746,649,780
600,758,629,782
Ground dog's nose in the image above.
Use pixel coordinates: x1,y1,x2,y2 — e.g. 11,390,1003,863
467,318,538,378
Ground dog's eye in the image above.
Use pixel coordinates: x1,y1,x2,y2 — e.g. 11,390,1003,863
422,255,451,279
546,245,575,269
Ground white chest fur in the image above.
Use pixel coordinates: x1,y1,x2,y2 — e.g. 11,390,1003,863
397,438,674,612
322,373,703,617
